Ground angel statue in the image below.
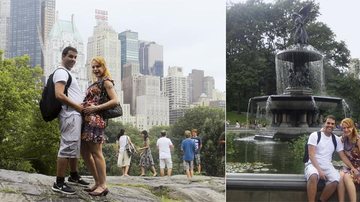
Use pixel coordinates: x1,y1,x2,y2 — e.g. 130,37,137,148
292,4,312,45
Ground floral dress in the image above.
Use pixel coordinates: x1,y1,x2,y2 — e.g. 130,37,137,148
342,135,360,183
139,137,155,168
81,78,111,144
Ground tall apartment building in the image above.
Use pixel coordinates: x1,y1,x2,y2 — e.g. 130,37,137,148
119,30,139,80
136,75,169,130
163,66,188,124
188,69,204,103
41,0,55,48
203,76,215,99
44,14,87,93
139,41,163,77
122,63,140,115
8,0,55,67
0,0,10,53
87,10,121,98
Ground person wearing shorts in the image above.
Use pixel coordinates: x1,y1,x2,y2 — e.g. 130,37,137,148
51,46,89,195
181,130,195,182
117,128,133,176
305,115,355,202
156,130,174,176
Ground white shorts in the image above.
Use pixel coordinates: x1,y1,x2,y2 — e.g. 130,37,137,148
117,150,131,167
159,158,172,169
304,163,340,184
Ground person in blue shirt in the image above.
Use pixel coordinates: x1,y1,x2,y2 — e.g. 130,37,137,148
181,130,196,182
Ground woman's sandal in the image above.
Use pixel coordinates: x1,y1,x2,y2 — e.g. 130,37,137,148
89,188,109,196
84,186,97,192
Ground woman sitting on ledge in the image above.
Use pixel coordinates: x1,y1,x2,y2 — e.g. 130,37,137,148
338,118,360,202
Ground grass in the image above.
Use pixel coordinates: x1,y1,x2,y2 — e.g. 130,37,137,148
0,187,18,194
226,111,247,124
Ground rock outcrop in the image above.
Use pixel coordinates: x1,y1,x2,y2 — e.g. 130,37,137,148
0,169,225,202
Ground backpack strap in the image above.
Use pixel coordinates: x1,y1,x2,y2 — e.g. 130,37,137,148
331,133,337,150
316,131,321,144
53,68,72,96
64,71,72,96
53,68,72,110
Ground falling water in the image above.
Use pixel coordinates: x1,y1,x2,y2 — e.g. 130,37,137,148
246,98,252,129
342,99,351,118
311,96,318,111
265,96,273,125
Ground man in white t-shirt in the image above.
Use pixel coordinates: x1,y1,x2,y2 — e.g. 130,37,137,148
305,115,356,202
156,130,174,176
51,46,89,195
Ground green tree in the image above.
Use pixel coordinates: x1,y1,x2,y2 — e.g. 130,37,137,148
0,53,60,174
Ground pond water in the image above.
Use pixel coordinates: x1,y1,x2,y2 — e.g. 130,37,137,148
227,135,304,174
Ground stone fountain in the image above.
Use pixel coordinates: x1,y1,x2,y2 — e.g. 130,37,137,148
248,4,350,140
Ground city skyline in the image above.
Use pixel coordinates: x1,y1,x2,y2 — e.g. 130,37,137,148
56,0,226,91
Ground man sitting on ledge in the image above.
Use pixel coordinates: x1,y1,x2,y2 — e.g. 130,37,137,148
305,115,358,202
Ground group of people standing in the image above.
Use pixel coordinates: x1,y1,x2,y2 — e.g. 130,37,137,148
116,129,165,177
116,128,203,182
305,115,360,202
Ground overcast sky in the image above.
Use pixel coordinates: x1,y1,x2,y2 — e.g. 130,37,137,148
316,0,360,59
56,0,226,91
227,0,360,60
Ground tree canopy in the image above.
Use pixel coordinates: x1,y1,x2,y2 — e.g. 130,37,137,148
0,52,60,174
227,0,359,121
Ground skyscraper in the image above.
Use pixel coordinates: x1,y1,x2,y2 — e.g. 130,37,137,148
188,69,204,103
119,30,139,80
163,66,188,124
0,0,10,54
139,41,163,77
41,0,55,48
203,76,215,99
87,9,121,97
8,0,55,67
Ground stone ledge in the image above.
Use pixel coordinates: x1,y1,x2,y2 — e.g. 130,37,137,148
227,173,307,190
226,173,359,202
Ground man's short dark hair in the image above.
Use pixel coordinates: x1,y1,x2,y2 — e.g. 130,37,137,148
160,130,166,137
324,115,336,122
62,46,77,57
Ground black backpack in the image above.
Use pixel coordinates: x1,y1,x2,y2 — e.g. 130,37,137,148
39,68,72,122
303,131,337,163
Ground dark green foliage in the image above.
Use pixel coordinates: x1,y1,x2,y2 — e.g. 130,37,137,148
0,53,60,174
290,135,308,161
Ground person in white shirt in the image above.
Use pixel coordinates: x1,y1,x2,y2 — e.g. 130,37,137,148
156,130,174,176
117,128,134,177
52,46,89,195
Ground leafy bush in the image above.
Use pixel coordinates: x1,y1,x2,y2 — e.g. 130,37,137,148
289,135,308,161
